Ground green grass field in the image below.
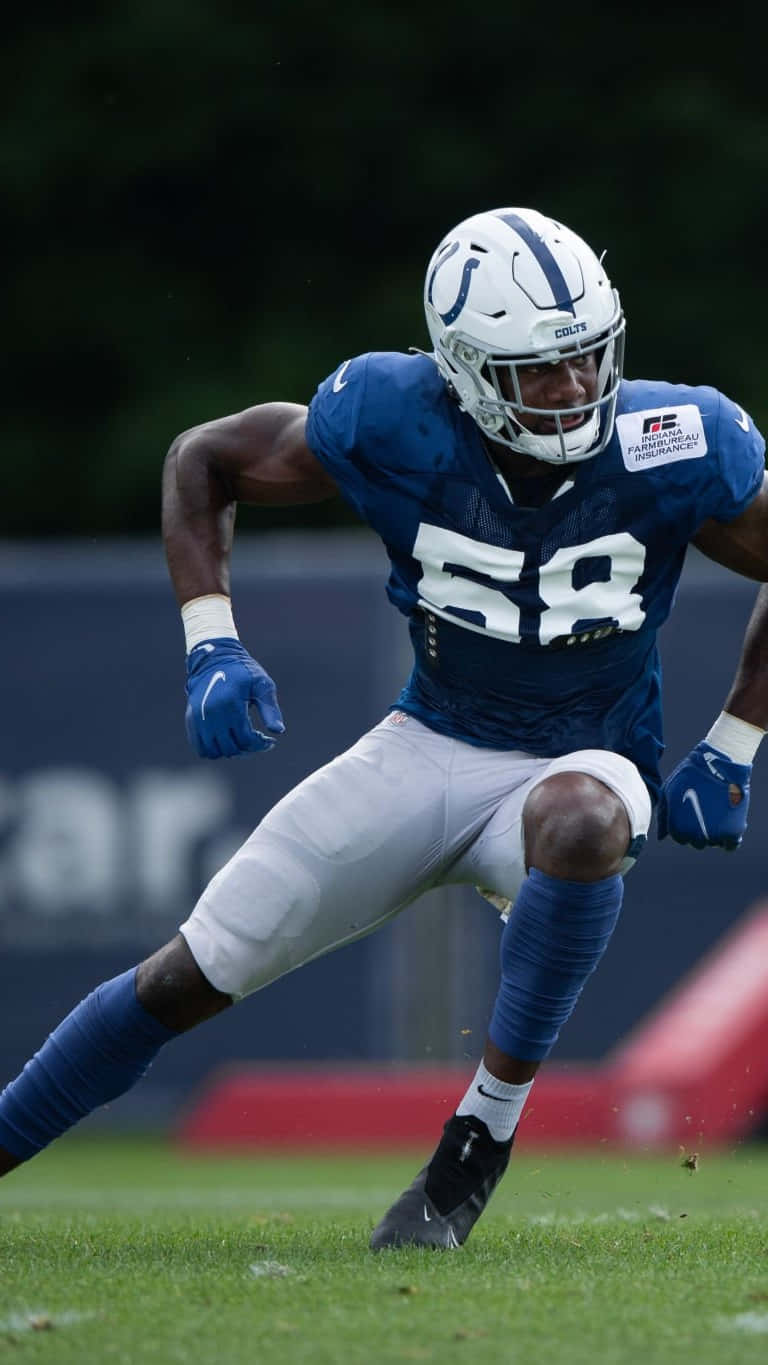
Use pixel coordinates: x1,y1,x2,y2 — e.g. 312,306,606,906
1,1137,767,1363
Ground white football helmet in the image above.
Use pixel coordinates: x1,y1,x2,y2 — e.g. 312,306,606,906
424,207,625,463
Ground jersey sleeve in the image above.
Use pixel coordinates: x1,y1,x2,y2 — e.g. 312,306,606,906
306,351,436,524
705,391,766,522
304,354,373,521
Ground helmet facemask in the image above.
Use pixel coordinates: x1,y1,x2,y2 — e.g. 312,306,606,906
443,314,625,464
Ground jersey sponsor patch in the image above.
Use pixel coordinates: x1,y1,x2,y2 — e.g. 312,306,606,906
616,405,707,471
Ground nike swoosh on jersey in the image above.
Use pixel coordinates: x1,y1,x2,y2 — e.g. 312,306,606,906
333,360,352,393
201,670,226,719
734,407,750,432
682,787,709,839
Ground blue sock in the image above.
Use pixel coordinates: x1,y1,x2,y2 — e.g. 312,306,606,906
489,868,623,1061
0,969,176,1161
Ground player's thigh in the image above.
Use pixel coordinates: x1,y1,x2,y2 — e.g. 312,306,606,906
450,749,652,909
180,717,454,998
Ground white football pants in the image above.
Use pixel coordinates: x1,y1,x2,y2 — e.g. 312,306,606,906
180,712,652,1000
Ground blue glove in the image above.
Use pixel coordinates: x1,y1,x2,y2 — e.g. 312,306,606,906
185,638,285,759
657,742,751,850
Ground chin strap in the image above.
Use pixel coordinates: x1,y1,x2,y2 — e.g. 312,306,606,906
508,408,601,464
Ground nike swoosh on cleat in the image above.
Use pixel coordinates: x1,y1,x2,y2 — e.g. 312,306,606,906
682,788,709,839
201,670,226,720
477,1084,507,1102
423,1204,432,1222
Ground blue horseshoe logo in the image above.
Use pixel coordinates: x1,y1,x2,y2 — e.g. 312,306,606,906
427,242,481,325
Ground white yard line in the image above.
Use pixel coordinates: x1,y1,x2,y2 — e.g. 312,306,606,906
717,1312,768,1334
0,1310,95,1333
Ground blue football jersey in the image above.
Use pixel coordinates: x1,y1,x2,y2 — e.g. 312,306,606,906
305,352,765,800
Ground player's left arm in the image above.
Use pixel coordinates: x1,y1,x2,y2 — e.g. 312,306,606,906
692,471,768,581
658,475,768,849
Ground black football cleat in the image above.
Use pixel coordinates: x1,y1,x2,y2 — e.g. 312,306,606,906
369,1114,514,1251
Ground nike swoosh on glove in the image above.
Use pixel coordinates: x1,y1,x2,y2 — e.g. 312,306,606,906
185,639,285,758
656,742,751,850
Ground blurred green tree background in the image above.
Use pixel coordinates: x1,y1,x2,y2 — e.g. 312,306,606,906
5,2,766,535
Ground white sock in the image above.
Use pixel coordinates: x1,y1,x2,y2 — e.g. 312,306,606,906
456,1060,534,1142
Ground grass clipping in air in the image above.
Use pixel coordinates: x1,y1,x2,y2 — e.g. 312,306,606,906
1,1138,767,1364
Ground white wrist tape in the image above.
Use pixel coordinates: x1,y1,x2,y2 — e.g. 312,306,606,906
181,595,239,652
705,711,765,765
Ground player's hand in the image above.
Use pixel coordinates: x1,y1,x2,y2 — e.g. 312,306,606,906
656,742,751,850
184,639,285,758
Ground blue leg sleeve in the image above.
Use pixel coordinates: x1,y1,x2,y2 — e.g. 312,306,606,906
489,868,624,1062
0,969,176,1161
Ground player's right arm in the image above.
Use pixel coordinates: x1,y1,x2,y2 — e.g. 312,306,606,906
162,402,338,604
162,403,339,759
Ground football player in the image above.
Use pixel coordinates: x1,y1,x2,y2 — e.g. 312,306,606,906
1,208,767,1251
